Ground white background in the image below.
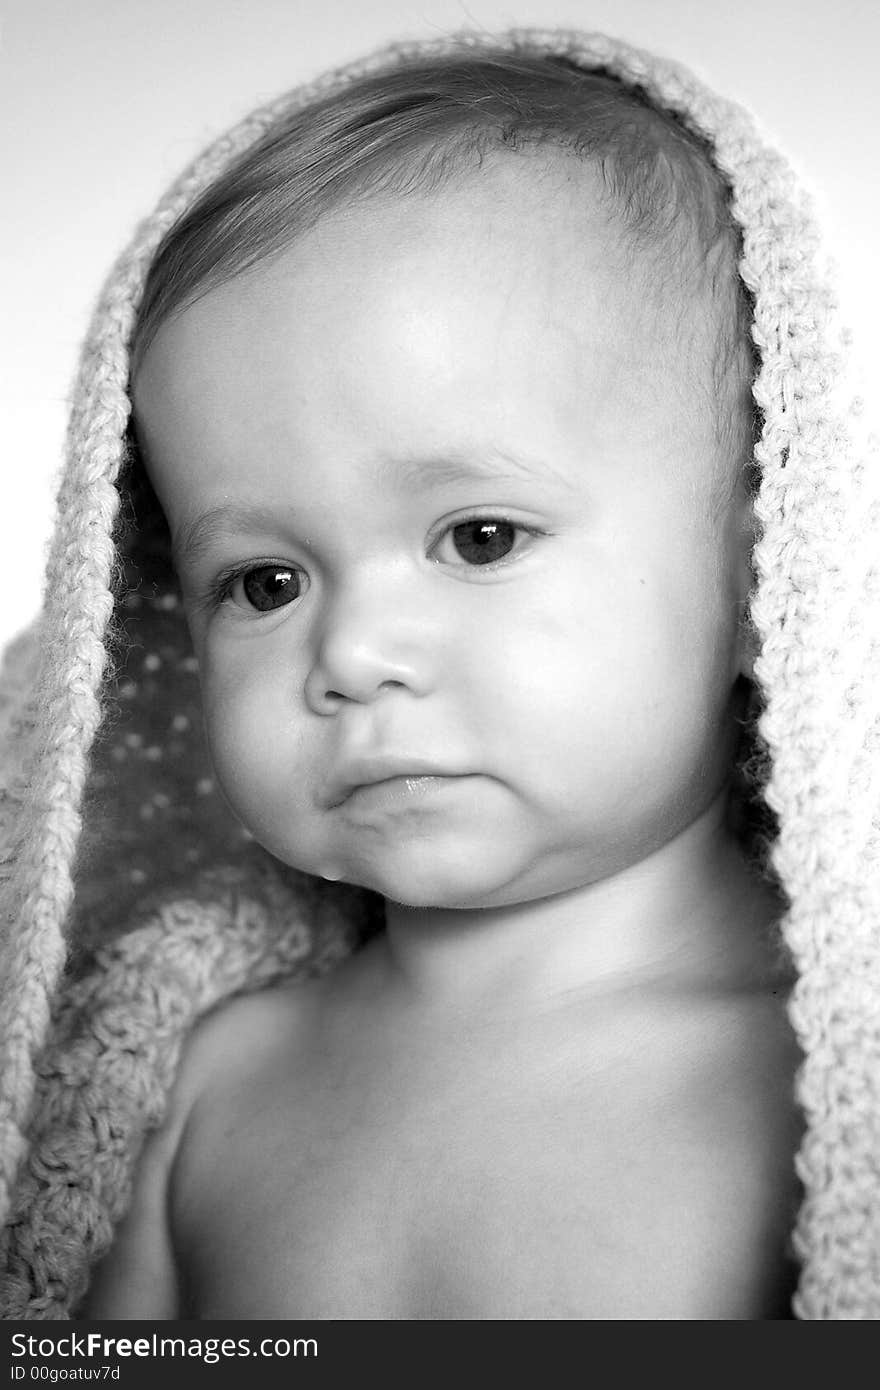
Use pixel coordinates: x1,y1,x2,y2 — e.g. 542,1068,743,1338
2,0,878,657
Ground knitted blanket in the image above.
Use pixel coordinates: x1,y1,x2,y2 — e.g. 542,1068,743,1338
1,26,879,1319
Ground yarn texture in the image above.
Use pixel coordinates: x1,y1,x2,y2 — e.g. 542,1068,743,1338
1,27,878,1320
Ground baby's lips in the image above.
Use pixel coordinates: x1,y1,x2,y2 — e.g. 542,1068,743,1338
324,751,467,807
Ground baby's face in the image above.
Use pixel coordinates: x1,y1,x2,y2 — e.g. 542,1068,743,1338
135,155,752,910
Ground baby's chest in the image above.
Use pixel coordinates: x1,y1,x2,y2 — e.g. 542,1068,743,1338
181,1142,613,1318
173,1081,793,1319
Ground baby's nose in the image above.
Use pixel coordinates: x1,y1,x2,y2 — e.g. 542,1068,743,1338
303,579,434,712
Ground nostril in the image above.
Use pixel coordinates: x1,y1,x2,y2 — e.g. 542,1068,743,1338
321,678,406,708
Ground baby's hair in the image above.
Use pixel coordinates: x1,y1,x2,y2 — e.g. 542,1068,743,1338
128,48,756,483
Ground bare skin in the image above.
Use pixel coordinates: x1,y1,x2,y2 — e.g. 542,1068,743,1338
84,155,802,1318
83,802,801,1320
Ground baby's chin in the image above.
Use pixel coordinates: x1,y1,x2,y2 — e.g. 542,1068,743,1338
280,836,553,912
297,834,619,914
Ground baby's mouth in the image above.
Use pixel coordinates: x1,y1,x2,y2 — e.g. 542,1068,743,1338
324,754,473,809
336,773,475,814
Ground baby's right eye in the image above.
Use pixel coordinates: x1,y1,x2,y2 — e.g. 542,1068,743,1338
217,563,305,613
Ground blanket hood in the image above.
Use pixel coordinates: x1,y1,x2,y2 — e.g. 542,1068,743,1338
1,26,879,1319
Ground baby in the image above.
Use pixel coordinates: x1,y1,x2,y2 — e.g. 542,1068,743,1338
83,51,801,1319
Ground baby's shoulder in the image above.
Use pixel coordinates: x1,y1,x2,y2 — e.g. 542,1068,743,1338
79,975,325,1319
178,977,321,1094
179,933,382,1087
170,968,349,1173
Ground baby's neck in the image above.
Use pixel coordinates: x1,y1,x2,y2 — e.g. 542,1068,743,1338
380,794,787,1019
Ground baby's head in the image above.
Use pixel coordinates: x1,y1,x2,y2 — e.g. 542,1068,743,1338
127,50,761,911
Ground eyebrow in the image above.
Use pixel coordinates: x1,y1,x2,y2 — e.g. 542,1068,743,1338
171,446,570,571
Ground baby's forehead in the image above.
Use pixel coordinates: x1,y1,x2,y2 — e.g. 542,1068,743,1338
135,146,746,528
141,200,682,440
129,54,746,439
205,154,711,358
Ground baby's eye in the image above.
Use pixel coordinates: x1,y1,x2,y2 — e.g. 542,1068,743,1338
220,564,305,613
431,518,530,568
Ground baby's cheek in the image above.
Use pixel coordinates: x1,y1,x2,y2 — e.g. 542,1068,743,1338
201,662,281,810
511,568,714,788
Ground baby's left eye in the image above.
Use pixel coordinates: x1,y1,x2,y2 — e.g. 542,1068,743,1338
431,519,531,567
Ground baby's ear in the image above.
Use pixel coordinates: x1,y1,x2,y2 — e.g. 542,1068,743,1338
733,486,759,680
736,604,759,680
